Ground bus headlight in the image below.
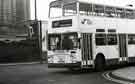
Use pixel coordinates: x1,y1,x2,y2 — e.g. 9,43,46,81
70,51,77,63
48,56,53,63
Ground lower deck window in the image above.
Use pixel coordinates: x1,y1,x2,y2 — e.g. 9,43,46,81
128,34,135,44
96,34,117,46
107,34,117,45
96,34,106,45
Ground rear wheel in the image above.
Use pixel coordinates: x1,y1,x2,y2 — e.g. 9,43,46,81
95,55,105,71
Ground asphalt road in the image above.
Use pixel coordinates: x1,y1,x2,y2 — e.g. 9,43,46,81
0,64,118,84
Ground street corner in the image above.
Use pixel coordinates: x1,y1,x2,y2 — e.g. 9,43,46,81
111,67,135,82
103,67,135,84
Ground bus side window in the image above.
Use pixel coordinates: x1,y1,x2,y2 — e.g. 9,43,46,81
79,3,93,16
93,4,104,16
63,3,77,16
125,9,135,19
128,34,135,44
105,6,115,17
95,34,106,45
107,34,117,45
115,8,125,18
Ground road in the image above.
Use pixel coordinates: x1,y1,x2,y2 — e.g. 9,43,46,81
0,64,118,84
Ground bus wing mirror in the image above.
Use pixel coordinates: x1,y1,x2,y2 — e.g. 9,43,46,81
78,38,81,42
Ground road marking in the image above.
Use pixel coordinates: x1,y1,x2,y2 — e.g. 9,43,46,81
102,71,135,84
0,62,40,66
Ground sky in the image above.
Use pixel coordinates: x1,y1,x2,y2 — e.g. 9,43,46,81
30,0,54,20
30,0,135,20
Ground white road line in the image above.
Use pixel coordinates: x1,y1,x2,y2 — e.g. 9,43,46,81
102,71,134,84
0,62,40,66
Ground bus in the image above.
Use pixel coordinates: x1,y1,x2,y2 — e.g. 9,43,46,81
47,0,135,70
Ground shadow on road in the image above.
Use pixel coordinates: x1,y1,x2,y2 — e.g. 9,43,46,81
48,63,135,75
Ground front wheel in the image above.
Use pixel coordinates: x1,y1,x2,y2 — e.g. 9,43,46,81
95,55,105,71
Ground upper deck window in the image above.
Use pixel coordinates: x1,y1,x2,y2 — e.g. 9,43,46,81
115,8,125,18
79,3,93,15
78,2,135,19
49,1,77,18
125,9,135,19
93,4,104,16
63,3,77,16
104,6,115,17
50,2,63,18
49,1,135,19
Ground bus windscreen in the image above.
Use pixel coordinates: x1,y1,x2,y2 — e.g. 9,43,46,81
48,33,78,50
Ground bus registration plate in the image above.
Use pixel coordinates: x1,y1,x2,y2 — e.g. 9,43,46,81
58,56,65,63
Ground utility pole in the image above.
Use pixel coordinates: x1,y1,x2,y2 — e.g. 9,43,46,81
34,0,43,63
35,0,37,20
1,0,4,23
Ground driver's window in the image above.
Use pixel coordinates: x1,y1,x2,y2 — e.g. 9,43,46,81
48,35,61,50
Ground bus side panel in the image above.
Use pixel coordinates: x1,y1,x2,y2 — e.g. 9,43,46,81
95,46,119,65
94,33,119,65
128,45,135,63
127,34,135,63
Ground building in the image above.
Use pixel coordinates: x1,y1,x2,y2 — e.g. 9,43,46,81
0,0,30,35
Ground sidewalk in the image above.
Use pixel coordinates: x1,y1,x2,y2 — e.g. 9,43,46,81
111,67,135,82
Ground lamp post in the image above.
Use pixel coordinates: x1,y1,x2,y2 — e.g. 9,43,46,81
35,0,37,20
34,0,43,63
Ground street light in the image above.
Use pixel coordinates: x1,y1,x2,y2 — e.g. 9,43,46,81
35,0,37,20
34,0,43,63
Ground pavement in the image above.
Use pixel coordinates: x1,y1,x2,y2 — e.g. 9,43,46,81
111,67,135,83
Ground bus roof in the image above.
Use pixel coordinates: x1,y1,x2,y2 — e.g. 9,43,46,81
50,0,135,9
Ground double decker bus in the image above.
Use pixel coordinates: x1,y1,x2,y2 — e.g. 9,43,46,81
47,0,135,70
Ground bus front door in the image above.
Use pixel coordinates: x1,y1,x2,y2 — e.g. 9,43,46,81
81,33,93,68
118,34,128,62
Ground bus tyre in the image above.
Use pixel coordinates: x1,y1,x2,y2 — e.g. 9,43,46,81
95,55,105,71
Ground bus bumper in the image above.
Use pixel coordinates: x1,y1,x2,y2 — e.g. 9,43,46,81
48,62,81,68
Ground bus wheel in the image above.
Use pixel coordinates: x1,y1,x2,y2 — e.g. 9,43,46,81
95,54,105,71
